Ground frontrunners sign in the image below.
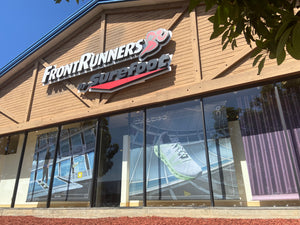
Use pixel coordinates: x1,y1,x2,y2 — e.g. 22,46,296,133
42,28,173,93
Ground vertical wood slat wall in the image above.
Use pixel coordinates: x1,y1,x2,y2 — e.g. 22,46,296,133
0,2,299,135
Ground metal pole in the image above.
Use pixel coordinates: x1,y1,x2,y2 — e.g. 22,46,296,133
200,98,215,206
143,108,147,206
11,131,28,208
46,126,61,208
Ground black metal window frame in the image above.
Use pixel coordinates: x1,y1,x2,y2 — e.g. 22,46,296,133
7,76,300,208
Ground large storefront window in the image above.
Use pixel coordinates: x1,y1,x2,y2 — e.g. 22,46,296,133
95,116,123,207
146,100,210,206
16,120,97,207
0,134,23,207
128,111,144,205
204,78,300,206
4,77,300,208
203,97,240,203
50,120,97,206
15,128,58,207
94,111,143,207
276,79,300,194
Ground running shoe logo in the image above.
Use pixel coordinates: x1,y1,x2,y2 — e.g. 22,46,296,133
77,29,173,93
175,146,189,159
139,28,172,61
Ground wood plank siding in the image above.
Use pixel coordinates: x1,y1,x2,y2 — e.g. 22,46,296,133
0,66,34,127
0,2,299,135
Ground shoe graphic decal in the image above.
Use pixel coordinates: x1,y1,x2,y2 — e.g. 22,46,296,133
154,143,202,181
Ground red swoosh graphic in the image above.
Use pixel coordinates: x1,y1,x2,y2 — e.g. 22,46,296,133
90,68,165,91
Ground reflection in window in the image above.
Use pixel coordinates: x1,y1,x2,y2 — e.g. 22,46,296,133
276,79,300,187
146,100,210,204
60,159,71,178
0,133,23,207
51,120,97,202
204,78,300,205
0,134,19,155
129,111,144,201
203,97,240,201
26,131,57,202
94,112,143,207
11,77,300,208
60,138,70,158
70,133,83,154
95,116,122,207
237,85,299,201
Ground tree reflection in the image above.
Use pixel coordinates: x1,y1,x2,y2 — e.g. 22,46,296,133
96,117,120,207
212,106,239,138
98,118,119,177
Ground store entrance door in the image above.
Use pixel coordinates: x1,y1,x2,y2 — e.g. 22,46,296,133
95,115,127,207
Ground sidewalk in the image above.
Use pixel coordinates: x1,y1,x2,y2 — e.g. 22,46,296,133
1,207,300,219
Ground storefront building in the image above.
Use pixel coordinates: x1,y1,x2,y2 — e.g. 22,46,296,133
0,0,299,209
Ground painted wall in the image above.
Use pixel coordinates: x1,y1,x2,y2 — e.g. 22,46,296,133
0,134,24,206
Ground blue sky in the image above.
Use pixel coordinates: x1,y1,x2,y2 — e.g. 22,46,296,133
0,0,87,69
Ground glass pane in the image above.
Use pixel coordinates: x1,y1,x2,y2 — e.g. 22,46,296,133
94,111,142,207
51,120,97,206
238,85,299,203
95,115,126,207
0,134,23,207
204,82,300,206
203,94,241,205
129,111,144,203
15,128,58,207
146,100,210,206
276,78,300,199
